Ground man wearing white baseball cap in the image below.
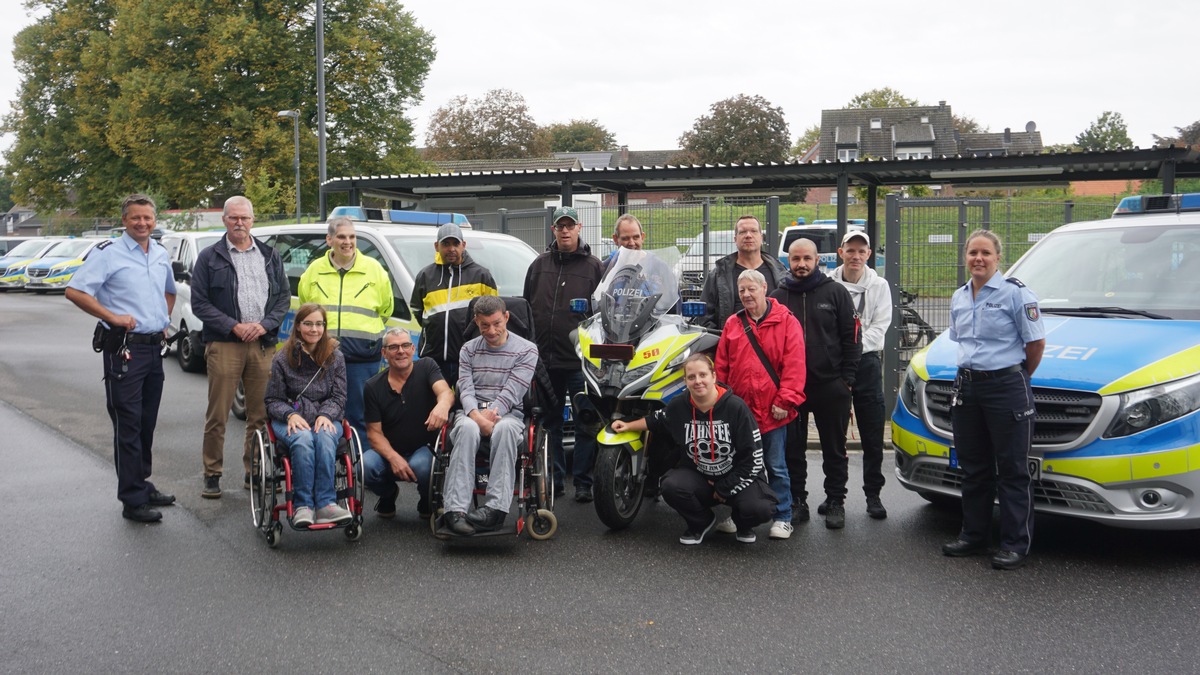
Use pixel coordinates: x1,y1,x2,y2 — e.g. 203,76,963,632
829,230,892,519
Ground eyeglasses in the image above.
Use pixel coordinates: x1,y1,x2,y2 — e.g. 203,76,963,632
225,216,253,224
383,343,415,353
553,221,580,231
299,321,326,328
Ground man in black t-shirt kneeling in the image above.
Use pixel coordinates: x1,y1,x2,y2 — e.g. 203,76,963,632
362,327,455,519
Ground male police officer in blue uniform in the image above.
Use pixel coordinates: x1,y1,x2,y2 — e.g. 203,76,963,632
67,194,177,523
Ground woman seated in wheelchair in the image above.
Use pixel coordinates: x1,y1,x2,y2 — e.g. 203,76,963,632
264,302,352,527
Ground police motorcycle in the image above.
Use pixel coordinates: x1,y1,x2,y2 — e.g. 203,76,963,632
571,248,720,530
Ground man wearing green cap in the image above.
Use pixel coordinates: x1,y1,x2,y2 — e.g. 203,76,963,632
523,206,603,501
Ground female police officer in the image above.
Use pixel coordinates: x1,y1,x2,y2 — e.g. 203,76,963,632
940,230,1045,570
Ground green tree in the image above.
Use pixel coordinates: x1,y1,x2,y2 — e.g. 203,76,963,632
952,114,987,134
0,169,14,213
3,0,435,216
1153,120,1200,148
425,89,547,161
1075,111,1133,151
845,87,920,109
539,119,617,152
678,94,790,164
791,124,821,158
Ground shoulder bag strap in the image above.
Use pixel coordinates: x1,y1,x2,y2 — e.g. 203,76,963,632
738,311,780,388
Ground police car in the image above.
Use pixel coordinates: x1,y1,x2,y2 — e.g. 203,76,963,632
23,238,106,293
891,193,1200,529
0,238,61,289
176,209,539,419
777,219,869,271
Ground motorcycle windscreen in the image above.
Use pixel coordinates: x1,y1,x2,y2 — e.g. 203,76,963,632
595,248,680,344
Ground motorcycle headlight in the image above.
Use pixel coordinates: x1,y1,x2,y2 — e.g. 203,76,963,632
900,366,921,413
621,362,656,385
1105,372,1200,438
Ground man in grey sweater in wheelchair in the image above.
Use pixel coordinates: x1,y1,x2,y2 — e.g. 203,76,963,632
442,296,539,535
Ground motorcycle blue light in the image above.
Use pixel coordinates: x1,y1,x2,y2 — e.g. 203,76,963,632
570,298,589,313
680,301,706,318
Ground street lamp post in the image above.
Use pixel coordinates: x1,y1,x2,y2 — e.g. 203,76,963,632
277,109,301,224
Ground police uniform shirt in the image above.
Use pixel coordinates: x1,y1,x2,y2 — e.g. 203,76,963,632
68,234,176,333
948,271,1044,371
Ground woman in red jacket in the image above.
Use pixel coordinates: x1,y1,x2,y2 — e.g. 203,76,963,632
716,269,806,540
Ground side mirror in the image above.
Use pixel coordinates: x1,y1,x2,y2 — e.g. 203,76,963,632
171,260,190,282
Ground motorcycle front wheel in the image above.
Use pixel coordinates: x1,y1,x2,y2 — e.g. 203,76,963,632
594,443,645,530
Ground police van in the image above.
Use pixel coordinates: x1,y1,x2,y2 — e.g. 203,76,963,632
174,209,539,418
777,219,870,271
891,193,1200,529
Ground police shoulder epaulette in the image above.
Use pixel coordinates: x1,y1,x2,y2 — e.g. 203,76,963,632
1005,277,1026,288
95,240,114,250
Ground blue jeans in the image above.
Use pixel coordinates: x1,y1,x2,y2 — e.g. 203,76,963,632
762,426,792,522
344,360,381,451
548,368,596,490
362,446,433,512
272,420,338,510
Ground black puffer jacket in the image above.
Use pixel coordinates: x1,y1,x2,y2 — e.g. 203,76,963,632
698,252,787,330
522,240,603,370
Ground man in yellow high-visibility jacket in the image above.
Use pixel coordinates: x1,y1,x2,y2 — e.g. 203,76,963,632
299,216,393,445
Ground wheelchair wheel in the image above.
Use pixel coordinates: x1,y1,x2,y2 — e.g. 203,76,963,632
428,426,449,517
526,508,557,541
532,424,553,511
347,426,366,515
431,508,448,539
265,521,282,548
250,428,275,530
344,523,362,541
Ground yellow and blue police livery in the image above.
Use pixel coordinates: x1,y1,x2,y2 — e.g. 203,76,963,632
0,238,60,289
893,193,1200,530
24,238,105,292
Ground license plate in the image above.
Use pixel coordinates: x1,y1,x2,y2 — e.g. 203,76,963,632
1027,457,1042,480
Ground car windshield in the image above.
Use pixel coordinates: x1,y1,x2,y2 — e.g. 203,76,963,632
387,235,537,296
1008,223,1200,320
5,239,48,258
44,239,94,259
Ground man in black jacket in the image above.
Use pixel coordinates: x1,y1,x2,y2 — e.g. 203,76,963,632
409,223,498,385
191,196,290,499
770,238,861,529
522,206,603,501
698,215,787,329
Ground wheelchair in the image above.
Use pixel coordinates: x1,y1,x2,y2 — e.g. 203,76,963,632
250,420,366,547
427,401,557,541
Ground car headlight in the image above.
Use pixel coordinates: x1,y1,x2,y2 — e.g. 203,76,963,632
1105,372,1200,438
900,366,921,413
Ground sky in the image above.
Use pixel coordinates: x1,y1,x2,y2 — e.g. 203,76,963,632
1,0,1195,159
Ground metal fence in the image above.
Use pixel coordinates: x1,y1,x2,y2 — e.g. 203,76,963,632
881,195,1121,412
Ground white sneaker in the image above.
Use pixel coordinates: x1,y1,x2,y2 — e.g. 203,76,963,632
293,506,314,527
315,503,352,525
714,516,737,534
769,520,794,540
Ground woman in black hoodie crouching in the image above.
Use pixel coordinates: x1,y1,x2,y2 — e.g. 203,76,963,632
612,354,777,545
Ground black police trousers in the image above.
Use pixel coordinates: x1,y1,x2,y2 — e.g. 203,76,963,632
951,369,1036,555
102,342,164,507
787,377,852,504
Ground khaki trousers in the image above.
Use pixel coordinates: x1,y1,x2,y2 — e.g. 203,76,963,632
202,340,272,477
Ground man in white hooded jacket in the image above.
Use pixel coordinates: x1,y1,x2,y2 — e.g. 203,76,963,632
830,231,892,520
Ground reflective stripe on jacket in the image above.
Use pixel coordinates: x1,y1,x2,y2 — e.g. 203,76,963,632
298,250,393,362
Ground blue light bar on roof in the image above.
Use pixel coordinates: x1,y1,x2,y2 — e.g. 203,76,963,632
328,206,471,227
1113,193,1200,216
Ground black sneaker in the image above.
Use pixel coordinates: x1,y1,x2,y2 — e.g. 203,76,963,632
574,485,594,503
374,492,397,519
679,514,717,545
122,503,162,523
866,496,888,520
201,475,221,499
825,501,846,529
793,502,810,523
466,506,506,532
147,490,176,507
817,499,830,516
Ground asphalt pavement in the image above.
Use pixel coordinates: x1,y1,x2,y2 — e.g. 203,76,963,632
3,292,1199,673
